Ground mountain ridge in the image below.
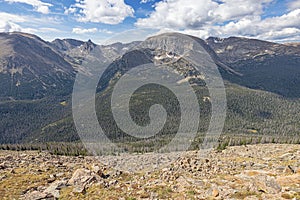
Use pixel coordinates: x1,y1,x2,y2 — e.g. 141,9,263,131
0,31,299,143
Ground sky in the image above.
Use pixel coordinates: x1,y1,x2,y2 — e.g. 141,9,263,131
0,0,300,44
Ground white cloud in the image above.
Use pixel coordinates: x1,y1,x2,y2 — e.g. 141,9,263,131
99,29,114,34
0,21,22,32
72,27,98,34
0,12,25,32
0,12,63,38
64,6,77,15
38,27,62,33
135,0,300,42
4,0,52,14
215,9,300,39
72,27,114,35
288,0,300,10
136,0,218,29
259,28,300,41
213,0,272,21
69,0,134,24
140,0,154,3
0,12,26,23
136,0,272,29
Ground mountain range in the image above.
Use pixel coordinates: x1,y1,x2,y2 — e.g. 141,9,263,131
0,32,299,144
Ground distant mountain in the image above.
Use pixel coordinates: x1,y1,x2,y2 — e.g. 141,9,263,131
206,36,300,64
0,32,75,100
0,32,300,144
206,36,300,98
51,38,85,52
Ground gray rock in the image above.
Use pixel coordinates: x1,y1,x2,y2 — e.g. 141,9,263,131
68,168,92,186
72,185,85,194
44,179,67,198
25,191,53,200
252,163,268,169
279,153,294,161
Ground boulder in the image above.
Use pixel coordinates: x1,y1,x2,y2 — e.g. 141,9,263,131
25,191,53,200
44,179,68,198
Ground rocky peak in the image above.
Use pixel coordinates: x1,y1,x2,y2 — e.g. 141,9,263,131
51,38,85,52
140,32,240,75
141,32,199,55
82,39,96,52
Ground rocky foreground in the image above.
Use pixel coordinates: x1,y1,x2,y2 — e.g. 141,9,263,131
0,144,299,200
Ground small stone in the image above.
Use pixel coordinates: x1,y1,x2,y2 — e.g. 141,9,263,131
212,189,219,197
25,191,52,200
0,163,7,170
0,175,7,181
44,179,67,198
109,180,118,186
252,163,268,170
68,168,92,186
91,165,104,177
56,172,64,177
72,185,85,194
279,153,294,161
5,155,13,161
283,165,295,174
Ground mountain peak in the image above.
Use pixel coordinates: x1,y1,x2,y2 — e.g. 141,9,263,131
142,32,203,53
147,32,187,39
0,31,74,100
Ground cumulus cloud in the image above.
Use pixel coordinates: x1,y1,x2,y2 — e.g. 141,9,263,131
72,27,98,34
69,0,134,24
136,0,218,29
136,0,271,29
136,0,300,42
0,21,22,32
212,9,300,40
0,11,63,37
4,0,52,14
213,0,272,21
0,12,25,32
288,0,300,10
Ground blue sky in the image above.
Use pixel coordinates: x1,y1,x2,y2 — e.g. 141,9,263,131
0,0,300,44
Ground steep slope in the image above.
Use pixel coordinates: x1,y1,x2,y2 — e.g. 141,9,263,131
206,37,300,98
0,32,75,100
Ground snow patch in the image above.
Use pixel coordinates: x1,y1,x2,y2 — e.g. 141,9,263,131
16,80,21,87
216,49,224,53
226,45,234,50
214,38,224,43
9,67,23,75
177,75,204,84
203,96,211,102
